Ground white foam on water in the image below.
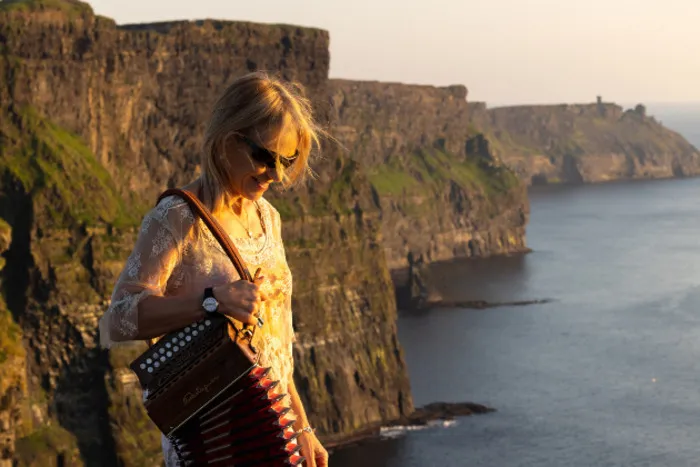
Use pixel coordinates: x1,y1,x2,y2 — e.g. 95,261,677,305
379,419,458,439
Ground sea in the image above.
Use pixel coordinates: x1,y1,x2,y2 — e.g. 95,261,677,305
330,104,700,466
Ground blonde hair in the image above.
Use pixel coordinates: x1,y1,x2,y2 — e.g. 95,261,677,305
200,71,325,213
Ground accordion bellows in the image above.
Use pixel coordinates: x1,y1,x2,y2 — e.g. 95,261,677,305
131,313,304,466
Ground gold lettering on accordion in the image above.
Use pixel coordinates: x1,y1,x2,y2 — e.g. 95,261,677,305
183,375,221,406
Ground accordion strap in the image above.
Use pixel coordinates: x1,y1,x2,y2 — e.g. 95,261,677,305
146,187,256,347
158,188,253,282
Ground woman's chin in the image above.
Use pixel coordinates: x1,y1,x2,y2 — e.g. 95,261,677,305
245,187,267,200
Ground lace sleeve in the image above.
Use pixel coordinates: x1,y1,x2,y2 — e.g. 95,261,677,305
98,203,183,348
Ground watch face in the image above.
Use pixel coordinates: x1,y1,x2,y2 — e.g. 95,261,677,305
202,297,218,313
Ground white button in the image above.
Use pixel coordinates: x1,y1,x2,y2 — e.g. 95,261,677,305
178,332,184,338
179,341,185,346
140,363,146,369
171,337,177,343
154,361,160,368
166,342,172,348
173,346,179,352
146,358,152,364
152,353,158,359
147,367,153,373
185,335,191,342
205,320,211,326
198,325,204,331
185,327,190,333
160,356,166,362
192,330,198,337
159,348,165,354
166,351,172,357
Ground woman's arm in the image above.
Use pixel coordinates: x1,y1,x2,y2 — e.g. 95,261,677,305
288,377,329,467
100,201,263,347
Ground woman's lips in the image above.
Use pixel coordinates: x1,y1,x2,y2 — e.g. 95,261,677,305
253,176,269,191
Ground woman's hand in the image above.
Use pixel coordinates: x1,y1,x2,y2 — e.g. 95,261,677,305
212,275,267,325
298,431,329,467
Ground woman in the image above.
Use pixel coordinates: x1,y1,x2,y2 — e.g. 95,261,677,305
98,71,329,467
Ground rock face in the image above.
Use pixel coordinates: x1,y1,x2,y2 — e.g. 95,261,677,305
329,80,529,270
469,101,700,184
0,1,530,465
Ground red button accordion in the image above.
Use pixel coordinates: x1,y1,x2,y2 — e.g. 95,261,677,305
128,189,305,466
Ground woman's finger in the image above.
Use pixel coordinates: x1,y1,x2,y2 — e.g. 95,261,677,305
221,307,256,325
317,449,329,467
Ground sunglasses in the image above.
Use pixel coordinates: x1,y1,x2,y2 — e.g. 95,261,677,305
237,135,298,169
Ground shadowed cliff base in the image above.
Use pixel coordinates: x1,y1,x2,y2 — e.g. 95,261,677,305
324,401,495,451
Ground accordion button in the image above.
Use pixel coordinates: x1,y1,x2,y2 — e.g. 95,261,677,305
185,326,190,333
186,336,192,342
152,353,158,359
179,341,185,346
154,362,160,368
140,363,146,369
147,367,153,373
167,351,172,357
159,348,165,354
198,325,204,331
192,330,198,336
173,346,179,352
178,332,184,338
160,356,166,362
205,320,211,326
166,342,172,348
146,358,152,364
171,337,177,343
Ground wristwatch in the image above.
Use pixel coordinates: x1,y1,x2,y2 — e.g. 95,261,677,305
202,287,219,314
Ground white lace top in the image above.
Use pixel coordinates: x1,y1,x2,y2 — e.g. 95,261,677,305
97,195,296,466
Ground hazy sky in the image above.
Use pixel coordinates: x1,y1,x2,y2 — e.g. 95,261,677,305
87,0,700,106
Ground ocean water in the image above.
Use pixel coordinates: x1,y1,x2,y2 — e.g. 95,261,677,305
646,103,700,149
330,111,700,467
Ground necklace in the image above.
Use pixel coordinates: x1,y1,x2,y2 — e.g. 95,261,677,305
233,201,261,239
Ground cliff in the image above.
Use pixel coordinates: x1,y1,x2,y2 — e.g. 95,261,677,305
469,100,700,184
329,80,529,270
0,1,529,465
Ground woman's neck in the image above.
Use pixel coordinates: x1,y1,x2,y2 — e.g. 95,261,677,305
194,176,250,216
223,194,247,216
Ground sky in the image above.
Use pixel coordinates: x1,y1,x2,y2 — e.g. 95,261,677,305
86,0,700,106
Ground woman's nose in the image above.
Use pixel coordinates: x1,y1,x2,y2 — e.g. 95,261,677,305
266,166,283,182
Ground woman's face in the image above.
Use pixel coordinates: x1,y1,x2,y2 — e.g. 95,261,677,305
221,123,299,201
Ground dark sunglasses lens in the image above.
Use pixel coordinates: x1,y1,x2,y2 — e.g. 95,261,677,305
250,147,276,168
279,157,296,168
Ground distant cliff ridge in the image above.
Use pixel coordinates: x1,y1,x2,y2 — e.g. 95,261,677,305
469,98,700,184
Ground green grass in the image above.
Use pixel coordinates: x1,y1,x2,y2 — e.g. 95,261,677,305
368,148,520,199
0,298,23,368
14,424,80,466
0,106,139,228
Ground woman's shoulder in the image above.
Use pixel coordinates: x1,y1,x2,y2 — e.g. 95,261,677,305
258,196,279,217
141,194,196,234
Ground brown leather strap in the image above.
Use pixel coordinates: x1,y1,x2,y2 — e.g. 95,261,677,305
158,188,253,282
145,188,257,348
